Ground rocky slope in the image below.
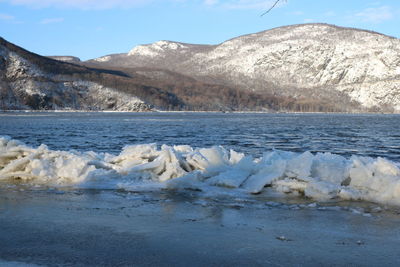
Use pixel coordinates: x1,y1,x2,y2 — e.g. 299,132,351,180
1,37,294,112
0,38,155,111
89,23,400,112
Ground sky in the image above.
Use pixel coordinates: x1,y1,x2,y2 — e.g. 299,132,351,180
1,0,399,60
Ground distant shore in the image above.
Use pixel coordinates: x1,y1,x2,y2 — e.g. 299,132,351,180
0,109,398,115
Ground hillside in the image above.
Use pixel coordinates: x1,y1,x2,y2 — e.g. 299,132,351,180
89,23,400,112
1,36,341,112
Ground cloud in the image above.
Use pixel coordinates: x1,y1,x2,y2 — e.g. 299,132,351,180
0,13,15,20
0,13,23,23
354,5,393,23
2,0,155,9
303,18,314,23
40,17,64,24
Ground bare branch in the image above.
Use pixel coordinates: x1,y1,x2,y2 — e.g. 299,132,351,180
260,0,282,16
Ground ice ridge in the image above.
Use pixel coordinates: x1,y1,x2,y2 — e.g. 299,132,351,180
1,136,400,206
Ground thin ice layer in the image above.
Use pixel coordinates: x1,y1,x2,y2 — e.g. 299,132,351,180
1,136,400,206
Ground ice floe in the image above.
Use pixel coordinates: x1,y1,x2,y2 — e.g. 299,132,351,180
1,136,400,205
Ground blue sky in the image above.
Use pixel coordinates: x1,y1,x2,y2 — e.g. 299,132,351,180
1,0,399,60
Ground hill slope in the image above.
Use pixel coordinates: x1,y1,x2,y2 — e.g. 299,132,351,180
89,23,400,112
2,37,343,112
0,38,156,111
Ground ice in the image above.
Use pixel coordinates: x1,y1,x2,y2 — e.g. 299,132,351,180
241,159,286,194
2,136,400,206
285,151,314,179
206,156,254,188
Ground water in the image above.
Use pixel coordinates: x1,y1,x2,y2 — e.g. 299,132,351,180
1,112,400,161
2,112,400,266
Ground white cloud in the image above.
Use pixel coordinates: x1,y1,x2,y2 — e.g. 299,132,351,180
40,17,64,24
0,13,23,23
0,13,15,20
3,0,155,9
354,5,393,23
303,18,314,23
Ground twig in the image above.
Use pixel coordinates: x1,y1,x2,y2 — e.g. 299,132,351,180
261,0,281,16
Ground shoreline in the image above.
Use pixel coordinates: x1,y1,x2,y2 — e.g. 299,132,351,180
1,189,400,266
0,109,398,115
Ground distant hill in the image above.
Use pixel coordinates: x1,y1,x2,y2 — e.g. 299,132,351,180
2,23,399,112
88,23,400,113
1,36,331,112
0,37,161,111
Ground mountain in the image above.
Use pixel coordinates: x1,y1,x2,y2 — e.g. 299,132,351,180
88,23,400,112
1,37,333,112
0,38,160,111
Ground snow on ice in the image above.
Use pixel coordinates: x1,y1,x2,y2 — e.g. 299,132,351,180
1,136,400,206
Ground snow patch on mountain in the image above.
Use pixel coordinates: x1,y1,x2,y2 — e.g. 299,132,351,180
5,50,46,80
94,55,112,62
48,56,81,63
128,40,189,57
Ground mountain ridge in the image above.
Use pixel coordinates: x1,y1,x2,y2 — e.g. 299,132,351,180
88,23,400,112
2,36,316,112
2,23,400,112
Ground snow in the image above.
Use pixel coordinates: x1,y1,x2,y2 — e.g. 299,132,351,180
93,55,111,62
128,40,188,57
2,136,400,206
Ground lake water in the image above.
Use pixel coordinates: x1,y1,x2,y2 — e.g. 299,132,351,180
1,112,400,161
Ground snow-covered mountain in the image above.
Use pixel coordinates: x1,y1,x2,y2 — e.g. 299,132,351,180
89,23,400,112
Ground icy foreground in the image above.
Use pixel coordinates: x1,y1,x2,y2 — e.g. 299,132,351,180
1,136,400,205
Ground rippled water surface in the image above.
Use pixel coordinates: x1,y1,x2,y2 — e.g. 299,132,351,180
1,112,400,161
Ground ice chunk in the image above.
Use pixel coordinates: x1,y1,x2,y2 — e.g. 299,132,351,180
285,151,313,180
347,156,400,205
166,171,205,191
206,156,254,188
311,153,348,184
186,146,230,175
241,159,286,194
304,181,341,201
273,178,308,194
